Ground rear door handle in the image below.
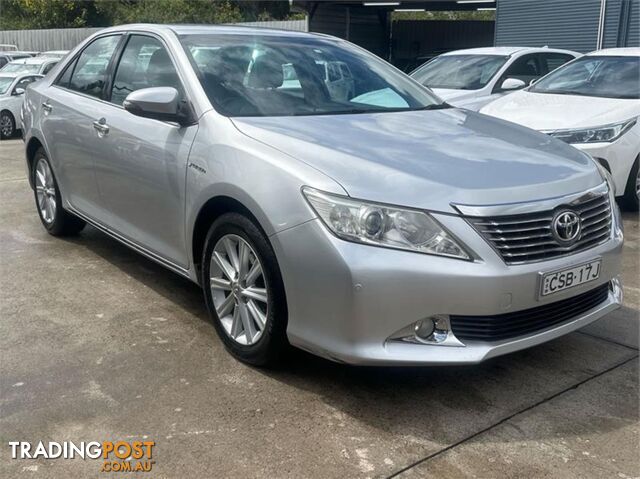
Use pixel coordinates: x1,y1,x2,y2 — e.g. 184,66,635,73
92,118,109,137
41,102,52,114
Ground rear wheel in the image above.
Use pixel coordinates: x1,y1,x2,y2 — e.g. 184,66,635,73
32,148,86,236
202,213,288,366
0,111,15,139
620,157,639,211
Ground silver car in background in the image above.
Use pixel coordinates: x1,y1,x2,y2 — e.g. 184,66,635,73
22,25,623,366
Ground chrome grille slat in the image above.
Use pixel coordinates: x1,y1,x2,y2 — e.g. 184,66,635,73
468,193,612,265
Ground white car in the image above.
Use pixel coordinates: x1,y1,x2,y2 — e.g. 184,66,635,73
411,47,579,110
0,73,42,139
0,57,59,76
481,47,640,210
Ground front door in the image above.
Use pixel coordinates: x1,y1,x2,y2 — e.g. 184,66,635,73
91,34,197,268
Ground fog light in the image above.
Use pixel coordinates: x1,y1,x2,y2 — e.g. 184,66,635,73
414,319,435,339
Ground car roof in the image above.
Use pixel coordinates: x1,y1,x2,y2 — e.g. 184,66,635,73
99,23,322,39
587,47,640,57
440,46,579,56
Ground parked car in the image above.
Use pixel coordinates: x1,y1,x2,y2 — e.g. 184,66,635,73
411,47,580,110
23,25,623,366
0,72,42,138
481,48,640,210
0,44,18,52
0,52,32,69
0,57,59,75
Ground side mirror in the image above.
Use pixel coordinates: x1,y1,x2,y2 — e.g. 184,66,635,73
12,87,25,96
123,87,194,125
500,78,526,91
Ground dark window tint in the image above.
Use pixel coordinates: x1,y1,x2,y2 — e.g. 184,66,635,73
110,35,181,105
56,57,77,88
0,57,7,68
69,35,120,98
42,61,57,75
14,76,38,93
499,54,541,87
538,53,575,75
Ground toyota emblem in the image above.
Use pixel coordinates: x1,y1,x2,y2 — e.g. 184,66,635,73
552,210,581,244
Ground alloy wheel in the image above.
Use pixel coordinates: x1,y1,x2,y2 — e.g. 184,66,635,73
209,234,269,345
0,113,13,138
35,158,57,224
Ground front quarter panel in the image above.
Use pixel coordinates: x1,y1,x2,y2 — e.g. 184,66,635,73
185,111,347,268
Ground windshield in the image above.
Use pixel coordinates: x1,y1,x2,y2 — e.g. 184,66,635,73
1,63,39,74
530,55,640,99
0,76,15,94
180,34,443,117
410,55,508,90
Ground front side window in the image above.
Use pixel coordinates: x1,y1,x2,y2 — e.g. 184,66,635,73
13,75,37,93
110,35,182,106
180,34,441,117
498,54,541,88
68,35,121,98
530,55,640,99
411,55,509,90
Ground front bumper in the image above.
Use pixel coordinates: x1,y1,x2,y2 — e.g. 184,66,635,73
271,211,623,365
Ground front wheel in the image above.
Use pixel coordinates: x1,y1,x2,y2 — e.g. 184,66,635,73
202,212,288,366
0,111,15,139
32,148,86,235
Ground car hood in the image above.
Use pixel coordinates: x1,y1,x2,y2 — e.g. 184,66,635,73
232,109,601,213
481,90,640,130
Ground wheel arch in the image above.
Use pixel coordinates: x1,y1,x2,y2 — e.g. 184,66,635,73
25,136,45,189
190,193,273,282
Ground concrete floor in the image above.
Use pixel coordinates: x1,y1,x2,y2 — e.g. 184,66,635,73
0,138,638,478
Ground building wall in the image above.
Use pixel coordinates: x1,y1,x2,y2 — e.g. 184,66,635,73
495,0,639,52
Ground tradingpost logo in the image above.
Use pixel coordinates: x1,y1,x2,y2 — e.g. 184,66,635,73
9,440,155,473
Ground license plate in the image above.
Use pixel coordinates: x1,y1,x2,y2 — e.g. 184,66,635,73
540,259,601,297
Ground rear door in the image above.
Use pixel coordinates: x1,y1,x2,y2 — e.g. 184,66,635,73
91,33,197,268
40,34,122,217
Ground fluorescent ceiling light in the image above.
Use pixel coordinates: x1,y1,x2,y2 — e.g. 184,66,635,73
363,2,400,6
457,0,495,4
395,8,426,11
477,7,496,10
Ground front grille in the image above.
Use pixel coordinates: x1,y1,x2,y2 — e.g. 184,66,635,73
468,193,611,265
450,282,610,342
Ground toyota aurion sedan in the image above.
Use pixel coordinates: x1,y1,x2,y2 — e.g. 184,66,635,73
22,25,623,366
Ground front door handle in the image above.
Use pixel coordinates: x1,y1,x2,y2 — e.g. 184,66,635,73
92,118,109,137
41,102,52,114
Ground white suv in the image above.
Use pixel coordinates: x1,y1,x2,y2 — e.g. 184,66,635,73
411,47,580,110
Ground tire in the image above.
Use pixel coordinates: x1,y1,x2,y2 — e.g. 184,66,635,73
620,157,639,212
32,148,86,236
202,212,288,366
0,110,15,139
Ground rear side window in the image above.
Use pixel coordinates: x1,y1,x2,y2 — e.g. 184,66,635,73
539,53,575,75
68,35,121,98
110,35,182,106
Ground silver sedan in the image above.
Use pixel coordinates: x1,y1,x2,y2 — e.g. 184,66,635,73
22,24,623,366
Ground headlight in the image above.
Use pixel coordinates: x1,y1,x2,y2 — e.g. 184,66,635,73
546,118,637,144
302,187,471,260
